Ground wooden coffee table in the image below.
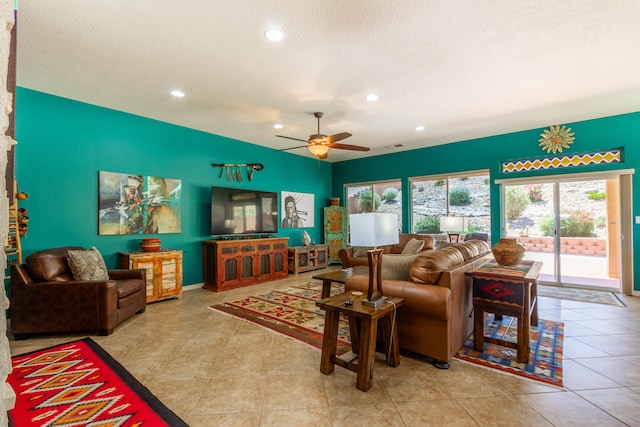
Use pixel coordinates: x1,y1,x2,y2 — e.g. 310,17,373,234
316,292,403,392
312,266,367,298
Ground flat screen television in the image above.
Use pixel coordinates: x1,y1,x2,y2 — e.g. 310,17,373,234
210,186,278,236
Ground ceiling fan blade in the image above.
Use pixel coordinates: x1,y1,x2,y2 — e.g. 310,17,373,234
325,132,352,144
276,145,309,152
330,142,370,152
276,135,310,143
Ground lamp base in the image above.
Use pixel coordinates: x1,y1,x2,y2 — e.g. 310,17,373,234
362,296,387,308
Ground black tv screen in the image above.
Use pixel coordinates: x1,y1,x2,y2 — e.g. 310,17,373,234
210,186,278,236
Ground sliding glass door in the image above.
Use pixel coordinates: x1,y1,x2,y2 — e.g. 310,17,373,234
502,175,622,291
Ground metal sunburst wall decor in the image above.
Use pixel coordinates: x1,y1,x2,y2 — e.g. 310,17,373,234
538,124,575,154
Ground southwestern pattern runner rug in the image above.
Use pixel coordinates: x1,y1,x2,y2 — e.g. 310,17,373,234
454,314,564,387
209,282,352,355
8,338,187,427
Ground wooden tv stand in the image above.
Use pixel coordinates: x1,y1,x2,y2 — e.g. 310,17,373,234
202,237,288,292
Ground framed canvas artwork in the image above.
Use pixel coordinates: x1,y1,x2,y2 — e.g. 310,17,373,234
280,191,314,228
99,171,181,235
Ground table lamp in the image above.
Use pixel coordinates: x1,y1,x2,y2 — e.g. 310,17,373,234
439,216,469,243
349,213,399,307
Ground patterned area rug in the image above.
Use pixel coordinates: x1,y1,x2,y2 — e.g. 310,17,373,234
538,284,626,306
209,282,352,355
8,338,187,426
454,314,563,387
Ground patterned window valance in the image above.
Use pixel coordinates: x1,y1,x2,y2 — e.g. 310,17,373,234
502,149,622,173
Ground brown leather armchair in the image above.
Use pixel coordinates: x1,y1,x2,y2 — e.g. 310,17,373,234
9,246,147,339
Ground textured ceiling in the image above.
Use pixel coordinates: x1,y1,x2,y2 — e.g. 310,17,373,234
16,1,640,162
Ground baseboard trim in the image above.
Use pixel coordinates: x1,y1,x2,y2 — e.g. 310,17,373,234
183,283,204,292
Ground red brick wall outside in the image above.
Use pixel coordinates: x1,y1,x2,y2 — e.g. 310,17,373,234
515,236,606,256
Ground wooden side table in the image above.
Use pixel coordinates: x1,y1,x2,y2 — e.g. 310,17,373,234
316,292,403,392
467,260,542,363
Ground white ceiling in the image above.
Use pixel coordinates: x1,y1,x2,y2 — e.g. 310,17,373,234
16,1,640,162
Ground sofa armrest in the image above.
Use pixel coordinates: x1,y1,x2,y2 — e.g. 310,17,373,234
109,269,146,281
338,247,354,269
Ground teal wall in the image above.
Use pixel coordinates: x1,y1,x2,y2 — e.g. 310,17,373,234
332,112,640,292
15,88,333,286
15,87,640,291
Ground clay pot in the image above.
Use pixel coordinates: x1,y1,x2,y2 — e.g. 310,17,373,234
16,192,28,200
492,238,525,266
140,237,162,252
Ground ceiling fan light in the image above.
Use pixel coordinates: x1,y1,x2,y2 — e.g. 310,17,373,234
308,144,330,157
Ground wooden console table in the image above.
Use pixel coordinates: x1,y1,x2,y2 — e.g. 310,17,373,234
203,237,288,292
288,244,328,274
467,259,542,363
316,292,403,392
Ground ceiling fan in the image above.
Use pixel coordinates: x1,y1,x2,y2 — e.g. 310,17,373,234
276,112,370,159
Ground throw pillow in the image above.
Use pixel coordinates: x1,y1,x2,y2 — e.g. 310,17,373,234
352,246,373,257
436,240,456,250
381,254,418,281
67,247,109,281
400,237,425,255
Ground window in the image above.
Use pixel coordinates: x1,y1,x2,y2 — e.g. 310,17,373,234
409,170,490,235
344,180,402,231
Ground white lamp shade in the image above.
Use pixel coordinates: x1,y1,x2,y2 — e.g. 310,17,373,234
349,213,399,247
439,216,469,232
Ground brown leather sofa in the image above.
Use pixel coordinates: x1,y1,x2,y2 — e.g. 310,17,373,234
338,233,446,269
10,246,147,339
345,239,491,368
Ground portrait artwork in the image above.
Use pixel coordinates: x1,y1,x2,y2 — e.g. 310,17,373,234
280,191,314,228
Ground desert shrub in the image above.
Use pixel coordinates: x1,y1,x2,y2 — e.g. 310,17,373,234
434,179,445,187
483,178,490,185
382,187,399,202
414,216,440,233
449,187,470,205
505,187,530,220
525,184,543,203
540,210,594,237
358,189,381,212
587,190,606,201
595,215,607,229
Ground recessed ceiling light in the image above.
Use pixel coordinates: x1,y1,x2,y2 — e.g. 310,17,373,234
170,90,185,98
265,28,284,41
415,126,425,131
365,94,378,101
273,123,283,129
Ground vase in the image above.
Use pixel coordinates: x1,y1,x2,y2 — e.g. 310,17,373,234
140,237,162,252
329,197,340,206
492,238,525,267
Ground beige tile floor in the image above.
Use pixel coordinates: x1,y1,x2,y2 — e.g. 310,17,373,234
8,268,640,426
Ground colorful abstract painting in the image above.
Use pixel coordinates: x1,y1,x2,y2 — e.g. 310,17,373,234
99,171,181,235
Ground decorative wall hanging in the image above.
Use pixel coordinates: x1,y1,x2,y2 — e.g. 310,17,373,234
280,191,314,228
538,124,575,154
211,163,264,182
99,171,181,235
502,149,622,173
